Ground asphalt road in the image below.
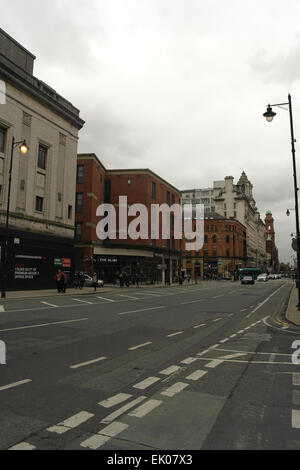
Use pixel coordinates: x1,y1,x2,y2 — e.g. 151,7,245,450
0,279,299,450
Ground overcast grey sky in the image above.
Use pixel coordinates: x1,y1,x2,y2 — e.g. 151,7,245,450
3,0,300,263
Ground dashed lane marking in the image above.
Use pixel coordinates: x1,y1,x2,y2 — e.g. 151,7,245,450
167,331,183,338
129,342,152,351
129,399,162,418
220,353,247,360
72,299,93,305
293,373,300,386
101,396,147,424
0,305,4,312
118,295,139,300
181,357,198,365
9,442,36,451
181,299,205,305
41,302,58,308
97,296,115,302
160,365,182,376
70,357,107,370
205,359,224,369
47,411,94,434
193,323,206,329
99,393,132,409
133,377,161,390
292,410,300,429
80,422,129,449
0,379,32,392
119,306,165,316
186,370,208,381
161,382,189,397
0,318,88,333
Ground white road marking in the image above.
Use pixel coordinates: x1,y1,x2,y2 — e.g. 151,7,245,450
80,422,129,450
292,409,300,428
72,298,93,305
133,377,160,390
193,324,206,329
119,306,165,316
140,293,161,297
197,356,292,365
129,342,152,351
181,299,205,305
41,302,58,308
9,442,36,450
293,373,300,386
198,349,212,357
215,347,291,357
237,330,245,334
167,331,183,338
97,296,115,302
161,382,189,397
101,396,147,424
186,370,208,381
269,354,277,363
240,309,247,312
248,285,286,317
129,399,162,418
213,318,223,323
118,295,139,300
160,365,181,376
47,411,94,434
220,339,229,344
205,360,224,369
99,393,132,409
0,305,5,312
220,353,247,360
181,357,198,365
0,318,88,333
0,379,32,392
230,334,237,338
70,357,106,369
213,295,224,299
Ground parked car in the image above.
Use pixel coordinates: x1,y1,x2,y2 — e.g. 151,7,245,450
241,275,255,285
257,274,268,282
83,274,104,288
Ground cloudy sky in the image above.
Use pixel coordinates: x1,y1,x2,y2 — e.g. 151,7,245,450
3,0,300,263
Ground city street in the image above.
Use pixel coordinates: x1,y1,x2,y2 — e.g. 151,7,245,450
0,280,298,450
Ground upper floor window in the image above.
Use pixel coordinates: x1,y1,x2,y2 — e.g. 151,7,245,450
167,191,170,205
77,164,84,184
0,126,6,153
172,194,175,205
38,145,47,170
76,193,83,213
75,222,82,241
68,205,73,219
152,182,156,199
35,196,44,212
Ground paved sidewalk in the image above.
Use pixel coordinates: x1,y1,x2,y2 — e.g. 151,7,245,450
1,282,198,300
286,283,300,327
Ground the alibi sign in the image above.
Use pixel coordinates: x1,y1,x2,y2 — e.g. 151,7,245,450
0,340,6,365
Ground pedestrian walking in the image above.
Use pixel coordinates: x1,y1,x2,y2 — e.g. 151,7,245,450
55,269,63,293
92,272,98,292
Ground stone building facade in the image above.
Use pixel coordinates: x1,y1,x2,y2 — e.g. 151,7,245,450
0,28,84,289
265,211,279,272
214,173,267,268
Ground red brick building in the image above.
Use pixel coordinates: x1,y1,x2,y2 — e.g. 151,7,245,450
183,213,247,279
75,154,182,284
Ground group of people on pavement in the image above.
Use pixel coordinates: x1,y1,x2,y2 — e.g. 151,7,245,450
55,271,100,293
118,272,140,288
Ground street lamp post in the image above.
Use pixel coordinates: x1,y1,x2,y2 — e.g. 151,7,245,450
263,94,300,309
1,137,29,299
